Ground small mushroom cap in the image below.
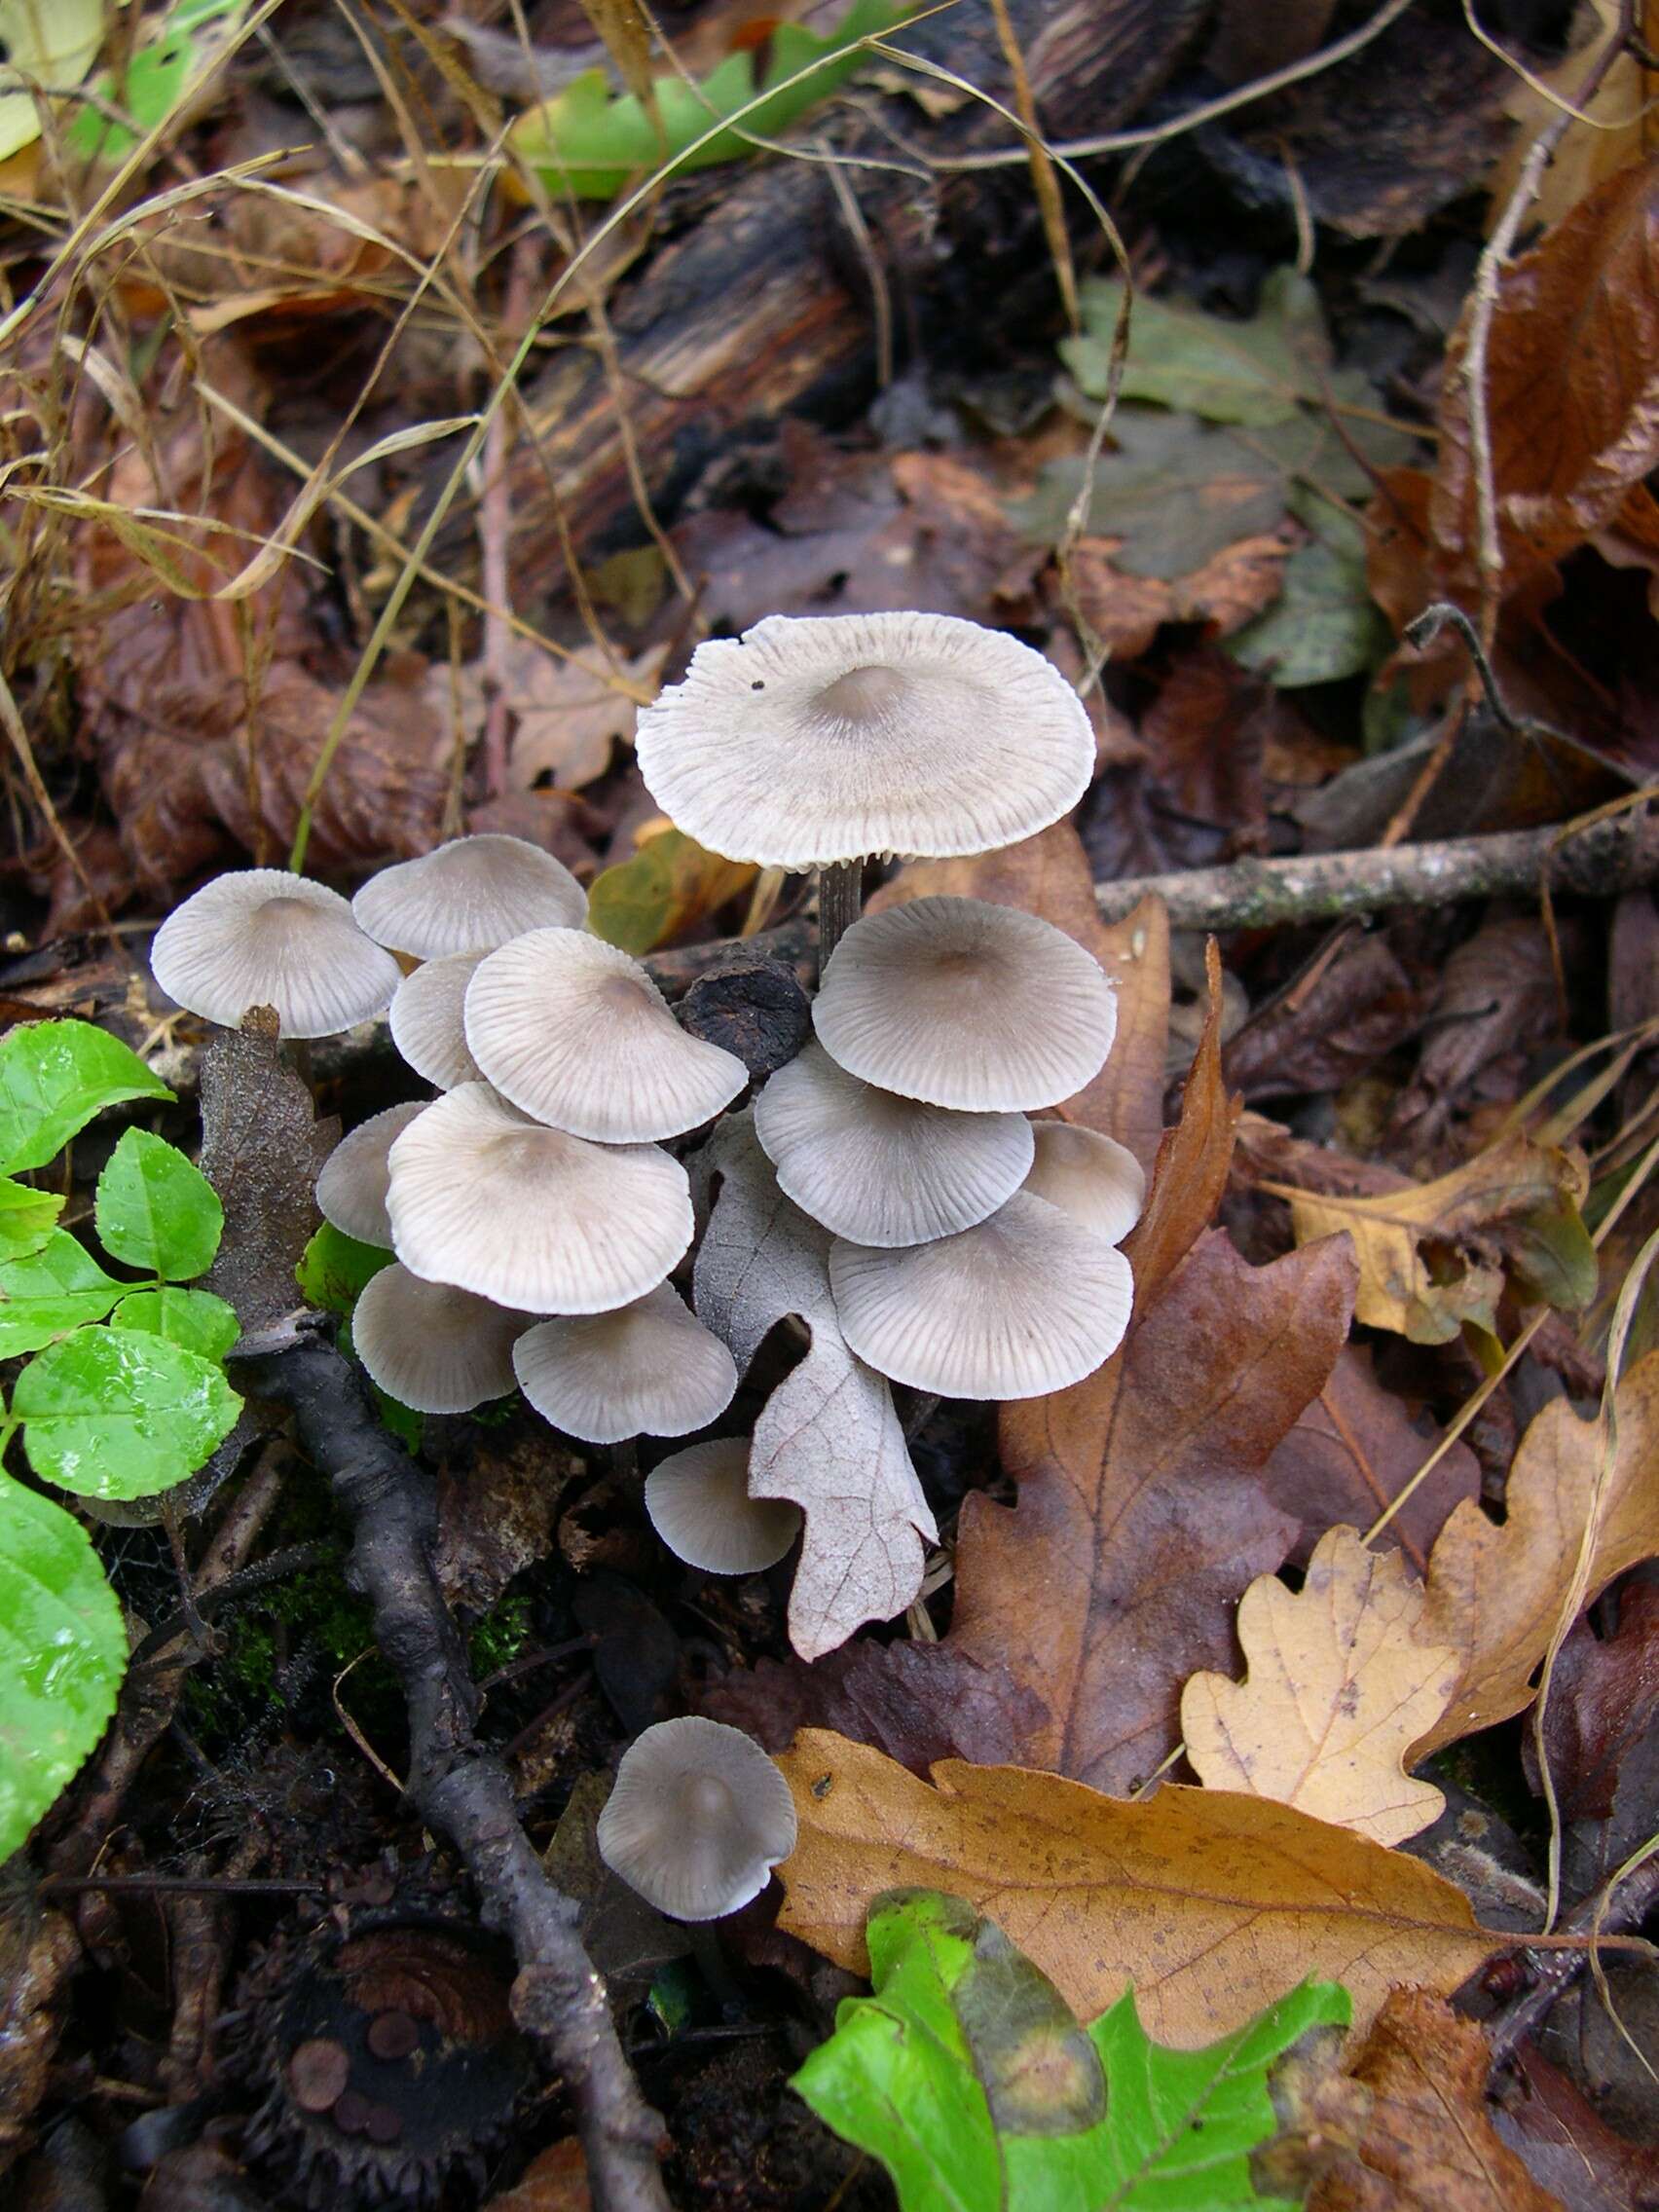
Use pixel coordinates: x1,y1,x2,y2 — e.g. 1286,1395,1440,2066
351,1262,529,1414
635,611,1094,867
596,1715,797,1921
513,1284,738,1444
1023,1122,1146,1246
314,1101,428,1249
151,869,401,1039
754,1040,1034,1247
644,1438,802,1573
351,834,587,958
464,928,747,1142
829,1191,1133,1400
813,897,1118,1113
388,951,487,1089
387,1083,693,1314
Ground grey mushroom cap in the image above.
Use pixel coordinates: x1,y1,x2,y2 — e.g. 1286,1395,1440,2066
350,1263,530,1414
829,1191,1133,1400
386,1082,693,1314
813,897,1118,1113
754,1040,1034,1247
351,833,587,958
151,869,401,1039
314,1101,428,1249
513,1284,739,1444
635,611,1094,867
1023,1122,1146,1247
644,1438,802,1573
388,951,487,1089
464,927,747,1142
596,1715,798,1920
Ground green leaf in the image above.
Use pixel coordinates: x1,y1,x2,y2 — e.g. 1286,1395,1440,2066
111,1286,240,1362
0,1473,127,1867
1063,269,1336,428
793,1889,1350,2212
0,1232,127,1357
0,0,103,162
66,0,248,164
586,829,756,954
0,1178,64,1262
1228,500,1390,687
507,0,909,201
296,1221,392,1317
15,1328,241,1501
0,1020,172,1175
1505,1198,1599,1312
95,1127,223,1281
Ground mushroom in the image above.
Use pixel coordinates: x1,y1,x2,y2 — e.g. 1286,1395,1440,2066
644,1438,802,1572
512,1284,738,1444
828,1191,1133,1400
314,1101,428,1249
351,833,586,958
151,869,401,1039
386,1083,692,1313
753,1040,1034,1247
1023,1122,1146,1246
350,1263,529,1414
596,1715,797,1920
388,952,487,1090
635,611,1094,968
463,928,747,1142
812,897,1117,1113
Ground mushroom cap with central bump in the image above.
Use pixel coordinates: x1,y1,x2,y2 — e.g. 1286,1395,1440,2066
1023,1122,1146,1246
315,1101,428,1249
151,869,401,1039
388,952,487,1090
634,611,1095,867
351,1263,530,1414
464,928,747,1142
812,896,1117,1113
512,1284,738,1444
386,1083,692,1314
829,1190,1133,1399
351,833,586,958
596,1715,797,1921
754,1040,1035,1247
644,1437,802,1572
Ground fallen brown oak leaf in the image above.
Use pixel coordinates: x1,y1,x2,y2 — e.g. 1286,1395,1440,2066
1182,1524,1460,1846
1413,1347,1659,1759
1260,1988,1566,2212
773,1730,1497,2048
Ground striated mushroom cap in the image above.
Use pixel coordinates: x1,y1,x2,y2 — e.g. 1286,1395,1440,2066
352,833,586,958
1023,1122,1146,1246
387,1083,692,1314
464,928,747,1142
151,869,400,1039
813,897,1117,1112
635,611,1094,867
596,1715,797,1920
351,1263,529,1414
314,1101,428,1249
828,1191,1133,1400
644,1437,802,1573
388,951,487,1090
754,1040,1033,1247
513,1284,738,1445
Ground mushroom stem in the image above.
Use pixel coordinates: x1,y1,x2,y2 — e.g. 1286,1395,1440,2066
816,859,864,977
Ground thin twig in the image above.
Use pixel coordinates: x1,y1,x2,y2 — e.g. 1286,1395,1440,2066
1487,1849,1659,2068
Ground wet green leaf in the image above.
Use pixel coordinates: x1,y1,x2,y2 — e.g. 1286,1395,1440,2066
0,1177,63,1262
15,1327,241,1500
295,1221,392,1317
793,1889,1350,2212
0,1474,127,1865
0,1020,172,1175
587,829,756,954
111,1286,240,1362
1228,501,1390,687
1063,270,1336,427
0,1232,127,1357
95,1127,223,1281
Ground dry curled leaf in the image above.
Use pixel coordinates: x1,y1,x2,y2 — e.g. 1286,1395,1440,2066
1182,1525,1459,1845
692,1113,935,1660
503,643,666,794
774,1731,1497,2049
1414,1349,1659,1759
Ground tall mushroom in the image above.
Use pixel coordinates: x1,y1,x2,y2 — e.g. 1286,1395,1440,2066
351,833,586,958
151,870,401,1039
635,611,1094,971
512,1285,737,1444
351,1263,530,1415
315,1101,428,1249
596,1716,797,1920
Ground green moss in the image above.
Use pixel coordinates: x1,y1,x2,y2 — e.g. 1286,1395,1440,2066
468,1590,535,1678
